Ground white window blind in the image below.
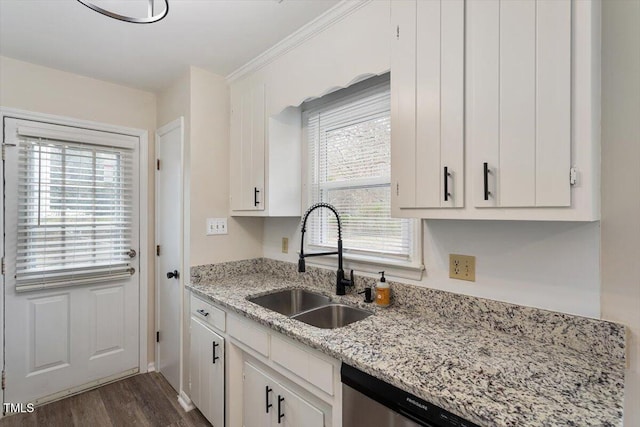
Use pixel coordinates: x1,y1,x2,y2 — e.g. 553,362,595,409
306,83,413,260
14,135,135,292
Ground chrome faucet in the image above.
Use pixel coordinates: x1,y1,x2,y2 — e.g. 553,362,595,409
298,202,354,295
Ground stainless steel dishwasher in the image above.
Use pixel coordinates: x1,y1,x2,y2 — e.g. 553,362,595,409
341,364,479,427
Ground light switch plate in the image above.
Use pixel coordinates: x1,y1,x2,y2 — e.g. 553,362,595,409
206,218,228,235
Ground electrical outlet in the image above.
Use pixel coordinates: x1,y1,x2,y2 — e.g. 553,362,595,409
281,237,288,254
206,218,228,235
449,254,476,282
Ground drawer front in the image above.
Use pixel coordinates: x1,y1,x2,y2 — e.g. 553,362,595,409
191,294,226,332
228,315,270,357
271,335,333,395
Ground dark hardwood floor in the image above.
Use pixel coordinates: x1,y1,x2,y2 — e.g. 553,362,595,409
0,372,212,427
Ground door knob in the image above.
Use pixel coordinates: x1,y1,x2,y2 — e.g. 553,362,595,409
166,270,179,279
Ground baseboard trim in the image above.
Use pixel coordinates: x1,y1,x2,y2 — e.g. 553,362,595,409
178,390,195,412
147,362,156,372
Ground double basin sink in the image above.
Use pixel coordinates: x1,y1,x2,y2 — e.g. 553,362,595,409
248,289,372,329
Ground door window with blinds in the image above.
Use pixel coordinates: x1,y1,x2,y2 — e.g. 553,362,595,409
304,76,414,263
4,119,138,292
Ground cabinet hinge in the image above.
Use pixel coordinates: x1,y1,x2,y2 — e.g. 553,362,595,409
396,182,400,196
156,331,160,343
396,25,400,40
570,167,578,186
1,257,5,275
2,370,5,390
157,159,160,170
156,245,161,256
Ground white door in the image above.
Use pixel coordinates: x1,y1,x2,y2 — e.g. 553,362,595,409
155,118,183,392
3,118,140,405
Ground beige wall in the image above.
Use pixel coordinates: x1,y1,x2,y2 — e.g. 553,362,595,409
601,1,640,425
189,67,263,266
0,55,158,366
157,69,191,129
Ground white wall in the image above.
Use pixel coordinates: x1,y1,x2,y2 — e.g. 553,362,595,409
601,0,640,425
264,218,601,317
0,55,158,364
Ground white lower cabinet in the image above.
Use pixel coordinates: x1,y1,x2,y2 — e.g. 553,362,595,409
243,361,324,427
190,316,225,427
190,297,336,427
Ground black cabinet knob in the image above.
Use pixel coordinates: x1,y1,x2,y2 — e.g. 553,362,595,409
166,270,179,279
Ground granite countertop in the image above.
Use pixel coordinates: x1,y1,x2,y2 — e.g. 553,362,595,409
188,259,625,427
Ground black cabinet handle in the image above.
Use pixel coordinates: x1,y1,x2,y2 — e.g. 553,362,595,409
483,162,491,201
265,386,273,413
277,395,285,424
166,270,179,279
196,309,209,317
254,187,260,206
444,166,451,201
212,342,220,364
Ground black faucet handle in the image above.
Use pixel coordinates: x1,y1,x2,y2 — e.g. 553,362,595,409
350,269,354,285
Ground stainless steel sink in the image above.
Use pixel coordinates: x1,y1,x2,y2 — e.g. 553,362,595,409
247,289,331,316
291,304,372,329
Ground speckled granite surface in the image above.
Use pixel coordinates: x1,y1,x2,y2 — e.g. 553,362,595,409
189,258,626,427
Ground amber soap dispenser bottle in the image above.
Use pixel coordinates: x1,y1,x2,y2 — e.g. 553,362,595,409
375,271,390,307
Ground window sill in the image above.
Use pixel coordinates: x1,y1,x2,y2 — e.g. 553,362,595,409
304,252,424,281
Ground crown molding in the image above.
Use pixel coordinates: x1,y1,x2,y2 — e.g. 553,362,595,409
225,0,371,84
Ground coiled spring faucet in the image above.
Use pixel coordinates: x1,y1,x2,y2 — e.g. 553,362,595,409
298,202,354,295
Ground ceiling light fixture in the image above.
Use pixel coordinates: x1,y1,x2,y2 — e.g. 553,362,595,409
77,0,169,24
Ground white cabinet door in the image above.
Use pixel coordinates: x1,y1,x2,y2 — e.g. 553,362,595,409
391,0,464,210
275,380,324,427
243,362,272,427
230,81,266,212
469,0,571,208
190,317,225,427
391,0,417,209
243,362,324,427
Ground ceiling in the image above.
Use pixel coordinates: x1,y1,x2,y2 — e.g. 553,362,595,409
0,0,340,92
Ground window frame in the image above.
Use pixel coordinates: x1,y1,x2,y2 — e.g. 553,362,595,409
300,74,424,279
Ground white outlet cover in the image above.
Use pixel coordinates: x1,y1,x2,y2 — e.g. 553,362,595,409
206,217,228,235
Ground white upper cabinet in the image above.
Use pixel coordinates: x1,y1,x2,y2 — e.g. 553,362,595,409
229,80,302,217
469,0,571,208
391,0,465,210
392,0,600,221
230,80,266,213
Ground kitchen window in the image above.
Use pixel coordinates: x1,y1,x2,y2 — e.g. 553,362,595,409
303,75,422,277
